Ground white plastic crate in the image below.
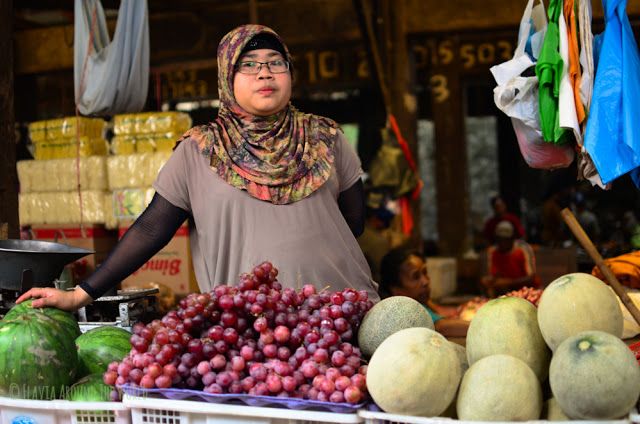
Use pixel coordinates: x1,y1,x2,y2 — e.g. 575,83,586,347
123,394,362,424
0,396,131,424
425,257,457,301
358,409,632,424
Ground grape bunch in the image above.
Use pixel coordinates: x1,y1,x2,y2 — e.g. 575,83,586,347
504,286,543,306
104,261,373,404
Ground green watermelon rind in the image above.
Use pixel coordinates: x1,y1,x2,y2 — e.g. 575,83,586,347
0,314,78,400
65,373,114,402
4,299,81,340
76,326,132,377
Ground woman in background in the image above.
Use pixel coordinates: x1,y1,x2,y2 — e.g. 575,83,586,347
379,247,468,339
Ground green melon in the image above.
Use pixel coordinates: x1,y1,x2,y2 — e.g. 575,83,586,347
537,273,623,351
4,299,81,340
466,296,551,381
367,327,461,416
457,354,542,421
65,373,113,402
357,296,434,357
550,330,640,419
76,326,131,377
0,314,78,399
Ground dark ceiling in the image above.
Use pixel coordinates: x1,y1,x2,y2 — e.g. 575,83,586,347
13,1,253,31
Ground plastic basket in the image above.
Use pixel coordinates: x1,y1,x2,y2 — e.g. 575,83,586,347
358,409,633,424
123,394,363,424
0,396,130,424
119,383,365,413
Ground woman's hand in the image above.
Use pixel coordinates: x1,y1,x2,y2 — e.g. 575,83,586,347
16,287,93,312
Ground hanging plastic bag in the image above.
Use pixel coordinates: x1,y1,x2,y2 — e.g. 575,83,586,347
491,0,574,169
369,127,419,199
558,5,581,144
583,0,640,185
74,0,149,116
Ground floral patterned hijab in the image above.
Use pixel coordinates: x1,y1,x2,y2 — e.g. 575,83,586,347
179,24,339,204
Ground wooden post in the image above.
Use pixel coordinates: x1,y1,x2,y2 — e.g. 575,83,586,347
0,0,19,240
431,37,471,257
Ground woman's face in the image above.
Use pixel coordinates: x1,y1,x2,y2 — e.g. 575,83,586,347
233,49,292,116
391,254,431,303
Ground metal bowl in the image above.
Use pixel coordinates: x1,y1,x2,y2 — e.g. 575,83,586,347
0,239,94,291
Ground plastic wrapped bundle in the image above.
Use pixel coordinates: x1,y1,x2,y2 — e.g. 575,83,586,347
28,117,105,142
109,187,155,222
113,112,191,136
17,157,108,193
111,133,178,155
110,136,137,155
33,138,108,160
19,191,108,225
106,152,171,190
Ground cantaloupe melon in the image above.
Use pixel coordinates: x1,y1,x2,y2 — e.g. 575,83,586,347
450,342,468,375
358,296,434,357
440,342,468,419
544,397,570,421
466,296,551,380
537,273,623,351
367,327,461,417
550,330,640,420
457,354,542,421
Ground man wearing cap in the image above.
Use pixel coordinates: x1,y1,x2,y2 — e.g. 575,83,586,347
481,220,539,297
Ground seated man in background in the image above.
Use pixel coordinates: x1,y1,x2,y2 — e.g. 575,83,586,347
379,247,469,338
481,220,539,297
482,195,525,245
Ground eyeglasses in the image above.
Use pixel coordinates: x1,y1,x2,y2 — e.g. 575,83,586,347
235,60,290,75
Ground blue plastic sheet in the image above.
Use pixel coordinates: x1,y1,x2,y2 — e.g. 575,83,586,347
583,0,640,185
631,168,640,189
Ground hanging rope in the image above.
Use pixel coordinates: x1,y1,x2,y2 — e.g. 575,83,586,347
74,1,100,235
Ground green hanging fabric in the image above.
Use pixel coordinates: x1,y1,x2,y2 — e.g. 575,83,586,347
535,0,571,144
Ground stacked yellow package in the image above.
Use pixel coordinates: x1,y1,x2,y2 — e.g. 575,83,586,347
111,112,191,155
105,152,171,226
19,191,107,225
28,117,107,160
17,156,108,193
108,187,156,225
106,152,171,189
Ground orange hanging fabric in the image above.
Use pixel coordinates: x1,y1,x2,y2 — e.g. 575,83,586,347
388,114,424,201
387,114,423,235
564,0,586,126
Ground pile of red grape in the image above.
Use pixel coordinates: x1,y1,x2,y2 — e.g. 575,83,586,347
105,262,373,404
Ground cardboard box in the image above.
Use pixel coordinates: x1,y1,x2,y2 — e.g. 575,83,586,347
28,224,118,284
118,224,199,296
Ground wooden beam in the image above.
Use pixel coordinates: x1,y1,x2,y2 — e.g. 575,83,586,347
403,0,640,33
14,1,363,75
249,0,259,23
0,0,19,239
